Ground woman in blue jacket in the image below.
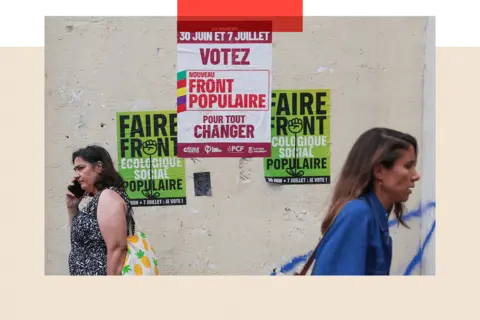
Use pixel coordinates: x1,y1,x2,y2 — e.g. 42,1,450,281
311,127,420,275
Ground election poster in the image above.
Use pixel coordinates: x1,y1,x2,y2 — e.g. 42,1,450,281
116,110,187,206
176,21,272,158
264,89,331,184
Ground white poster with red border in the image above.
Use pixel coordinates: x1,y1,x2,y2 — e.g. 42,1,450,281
176,21,272,158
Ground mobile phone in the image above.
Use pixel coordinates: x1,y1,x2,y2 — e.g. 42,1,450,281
68,180,84,198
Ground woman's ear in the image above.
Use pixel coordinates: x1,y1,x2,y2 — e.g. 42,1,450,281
372,163,384,182
95,161,104,173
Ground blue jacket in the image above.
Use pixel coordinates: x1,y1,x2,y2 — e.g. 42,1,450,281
311,192,392,275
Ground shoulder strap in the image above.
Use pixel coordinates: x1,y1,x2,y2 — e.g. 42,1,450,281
296,197,365,276
298,196,387,276
296,220,336,275
296,239,322,275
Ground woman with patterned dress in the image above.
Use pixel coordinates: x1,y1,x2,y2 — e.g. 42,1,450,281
66,145,135,276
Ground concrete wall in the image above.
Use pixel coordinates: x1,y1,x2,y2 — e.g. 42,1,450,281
45,16,431,275
419,16,436,275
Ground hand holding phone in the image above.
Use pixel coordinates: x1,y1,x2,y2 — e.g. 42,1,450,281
66,180,85,210
68,180,85,198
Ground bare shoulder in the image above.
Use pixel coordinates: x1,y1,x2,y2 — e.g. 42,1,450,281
98,189,126,211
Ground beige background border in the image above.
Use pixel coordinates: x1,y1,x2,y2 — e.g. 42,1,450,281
1,47,475,318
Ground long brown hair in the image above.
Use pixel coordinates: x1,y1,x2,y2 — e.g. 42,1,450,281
320,127,418,235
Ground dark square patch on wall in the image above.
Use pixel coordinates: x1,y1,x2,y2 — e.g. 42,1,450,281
193,172,212,196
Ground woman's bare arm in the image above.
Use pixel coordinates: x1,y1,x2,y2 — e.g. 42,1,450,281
97,190,128,275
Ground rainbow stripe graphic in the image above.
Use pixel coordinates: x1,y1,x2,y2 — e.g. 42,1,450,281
177,70,187,113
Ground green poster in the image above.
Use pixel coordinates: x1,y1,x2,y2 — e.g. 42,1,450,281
264,89,331,184
116,110,187,206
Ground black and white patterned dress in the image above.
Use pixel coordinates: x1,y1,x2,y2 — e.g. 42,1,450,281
68,187,135,276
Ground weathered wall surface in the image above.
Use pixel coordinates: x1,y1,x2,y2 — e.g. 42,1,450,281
45,16,431,275
419,17,436,275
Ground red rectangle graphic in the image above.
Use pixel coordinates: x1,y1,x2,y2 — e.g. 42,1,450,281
177,79,187,88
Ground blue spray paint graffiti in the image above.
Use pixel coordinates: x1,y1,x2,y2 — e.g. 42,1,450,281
271,201,436,276
272,251,313,275
403,220,436,275
388,201,436,227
